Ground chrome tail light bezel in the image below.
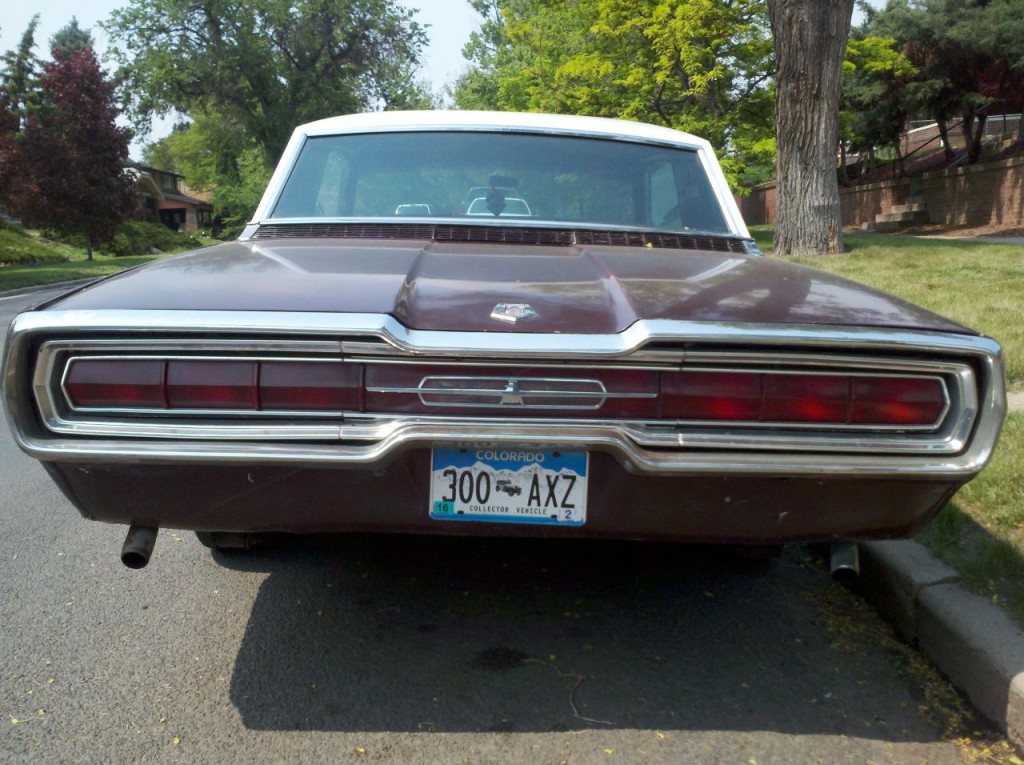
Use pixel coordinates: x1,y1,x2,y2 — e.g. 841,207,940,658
2,310,1006,477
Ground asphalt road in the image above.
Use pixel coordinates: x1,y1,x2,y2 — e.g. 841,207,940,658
0,288,996,764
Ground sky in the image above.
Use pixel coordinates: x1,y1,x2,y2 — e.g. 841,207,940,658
0,0,481,154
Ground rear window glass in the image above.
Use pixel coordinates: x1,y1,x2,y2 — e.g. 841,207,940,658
270,131,730,234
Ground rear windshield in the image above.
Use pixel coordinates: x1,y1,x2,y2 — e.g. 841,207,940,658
270,131,731,234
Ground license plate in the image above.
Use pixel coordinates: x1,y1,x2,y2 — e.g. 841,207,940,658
430,448,588,526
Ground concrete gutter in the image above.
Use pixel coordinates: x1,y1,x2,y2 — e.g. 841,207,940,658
859,540,1024,749
0,278,98,300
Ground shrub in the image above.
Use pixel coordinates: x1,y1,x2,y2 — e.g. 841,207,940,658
43,221,203,257
0,226,70,265
103,221,203,256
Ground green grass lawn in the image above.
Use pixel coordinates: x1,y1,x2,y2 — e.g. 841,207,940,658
918,413,1024,623
0,225,208,292
752,227,1023,389
754,226,1024,623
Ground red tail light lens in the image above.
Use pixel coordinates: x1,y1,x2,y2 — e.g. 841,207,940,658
851,377,947,425
167,361,259,409
63,358,363,412
260,362,362,411
65,359,167,409
662,371,762,420
762,375,849,423
663,371,946,427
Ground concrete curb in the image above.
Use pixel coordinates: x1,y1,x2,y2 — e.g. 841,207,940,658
860,540,1024,748
0,278,98,299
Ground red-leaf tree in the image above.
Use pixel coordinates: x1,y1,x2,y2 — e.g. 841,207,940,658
0,92,31,220
17,43,135,259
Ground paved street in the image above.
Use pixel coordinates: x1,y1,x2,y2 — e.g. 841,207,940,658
0,289,998,764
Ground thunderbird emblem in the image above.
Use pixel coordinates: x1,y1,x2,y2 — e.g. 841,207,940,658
500,379,526,405
490,303,537,323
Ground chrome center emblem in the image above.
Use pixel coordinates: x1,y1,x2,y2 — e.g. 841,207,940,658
500,379,525,405
490,303,537,323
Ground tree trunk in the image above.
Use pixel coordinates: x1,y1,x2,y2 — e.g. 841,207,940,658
767,0,854,256
85,233,93,262
936,112,956,162
966,111,987,164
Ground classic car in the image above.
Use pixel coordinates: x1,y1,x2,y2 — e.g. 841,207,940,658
1,111,1006,571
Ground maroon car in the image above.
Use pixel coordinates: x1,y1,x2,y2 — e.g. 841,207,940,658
1,111,1006,570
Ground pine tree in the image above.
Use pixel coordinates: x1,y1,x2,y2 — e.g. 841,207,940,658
18,41,136,259
0,14,41,125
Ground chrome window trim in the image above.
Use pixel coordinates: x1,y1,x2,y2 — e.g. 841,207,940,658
3,311,1005,478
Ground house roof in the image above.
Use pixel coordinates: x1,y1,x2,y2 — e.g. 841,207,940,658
161,190,214,209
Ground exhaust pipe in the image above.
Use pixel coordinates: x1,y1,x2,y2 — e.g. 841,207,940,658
829,541,860,584
121,525,158,569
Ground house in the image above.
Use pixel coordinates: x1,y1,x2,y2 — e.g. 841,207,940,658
130,162,214,233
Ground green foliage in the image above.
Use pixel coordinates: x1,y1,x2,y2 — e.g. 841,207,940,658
14,45,136,260
840,34,917,165
49,18,94,54
919,413,1024,626
0,225,70,265
209,144,273,227
105,221,203,256
104,0,429,165
0,14,41,121
866,0,1024,163
454,0,775,190
46,220,203,257
143,109,272,226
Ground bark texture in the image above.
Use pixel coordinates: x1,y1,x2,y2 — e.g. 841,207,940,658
767,0,855,256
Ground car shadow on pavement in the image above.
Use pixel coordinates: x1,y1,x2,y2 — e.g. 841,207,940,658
225,534,946,738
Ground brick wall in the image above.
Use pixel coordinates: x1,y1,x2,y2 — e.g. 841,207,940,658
740,156,1024,229
921,156,1024,228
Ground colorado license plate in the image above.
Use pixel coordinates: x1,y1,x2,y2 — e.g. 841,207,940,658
430,448,588,526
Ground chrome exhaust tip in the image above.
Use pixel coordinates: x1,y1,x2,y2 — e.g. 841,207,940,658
829,541,860,584
120,525,158,569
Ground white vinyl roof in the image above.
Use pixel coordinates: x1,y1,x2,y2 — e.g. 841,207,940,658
296,110,711,152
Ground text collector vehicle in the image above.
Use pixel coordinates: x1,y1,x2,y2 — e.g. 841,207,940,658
1,111,1006,569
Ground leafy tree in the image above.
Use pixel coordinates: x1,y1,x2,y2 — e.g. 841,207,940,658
0,15,41,124
454,0,775,189
985,0,1024,144
452,0,508,110
839,33,917,180
767,0,855,256
869,0,1023,164
16,40,136,259
0,92,30,218
104,0,429,166
143,108,271,226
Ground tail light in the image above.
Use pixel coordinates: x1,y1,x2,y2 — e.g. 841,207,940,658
64,359,167,409
662,371,946,427
167,361,258,409
61,358,948,428
65,359,360,412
